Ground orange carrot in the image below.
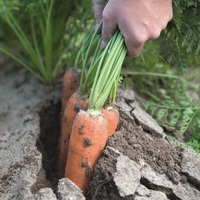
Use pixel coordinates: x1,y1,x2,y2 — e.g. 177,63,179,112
58,91,89,178
65,110,108,195
61,68,80,112
101,106,119,137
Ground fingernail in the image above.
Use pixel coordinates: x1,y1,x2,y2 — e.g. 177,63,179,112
101,40,106,49
95,23,99,32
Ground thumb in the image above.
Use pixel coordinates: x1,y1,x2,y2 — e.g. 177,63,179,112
92,0,105,31
101,5,117,49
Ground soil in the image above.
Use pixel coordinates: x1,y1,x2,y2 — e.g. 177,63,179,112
35,92,185,200
0,64,199,200
108,117,183,175
36,102,61,193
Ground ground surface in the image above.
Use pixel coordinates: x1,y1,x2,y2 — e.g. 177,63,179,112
0,64,200,200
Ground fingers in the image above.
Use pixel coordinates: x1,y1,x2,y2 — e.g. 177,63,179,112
101,6,117,49
125,40,144,57
93,0,173,57
118,20,145,57
121,22,164,57
92,0,105,30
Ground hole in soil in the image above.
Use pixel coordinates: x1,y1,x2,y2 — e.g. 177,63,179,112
36,101,61,193
140,177,181,200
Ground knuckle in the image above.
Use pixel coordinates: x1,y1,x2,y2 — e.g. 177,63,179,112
149,29,161,40
162,10,173,29
169,13,173,21
162,23,168,30
125,38,144,57
131,34,147,46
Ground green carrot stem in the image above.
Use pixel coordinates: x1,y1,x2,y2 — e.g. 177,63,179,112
89,31,127,111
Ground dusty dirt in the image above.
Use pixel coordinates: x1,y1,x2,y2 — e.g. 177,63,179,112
35,93,185,200
0,64,199,200
86,114,183,200
108,117,183,175
36,102,61,193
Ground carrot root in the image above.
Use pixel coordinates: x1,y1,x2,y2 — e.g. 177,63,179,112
101,106,119,137
61,68,80,112
58,91,89,178
65,110,108,195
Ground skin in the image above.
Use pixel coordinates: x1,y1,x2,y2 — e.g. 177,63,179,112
92,0,173,57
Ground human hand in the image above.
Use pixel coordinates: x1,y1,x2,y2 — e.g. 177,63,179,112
92,0,173,57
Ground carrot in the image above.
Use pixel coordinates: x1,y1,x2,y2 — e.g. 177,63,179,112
61,68,80,112
64,110,108,195
58,91,89,178
101,106,119,137
62,29,126,195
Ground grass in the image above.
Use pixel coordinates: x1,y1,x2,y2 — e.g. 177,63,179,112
0,0,92,84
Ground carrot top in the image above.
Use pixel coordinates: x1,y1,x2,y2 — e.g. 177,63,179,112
75,23,102,95
75,22,127,112
89,31,127,112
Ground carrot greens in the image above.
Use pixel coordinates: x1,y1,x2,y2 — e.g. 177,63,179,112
0,0,87,84
88,31,127,112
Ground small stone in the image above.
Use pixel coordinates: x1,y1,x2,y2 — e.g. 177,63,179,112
135,190,168,200
141,164,200,200
136,184,151,197
181,147,200,185
166,170,180,184
130,102,164,138
34,188,57,200
113,154,141,197
57,178,85,200
117,88,135,101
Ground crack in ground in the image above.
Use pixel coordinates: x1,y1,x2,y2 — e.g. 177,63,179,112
140,177,181,200
36,101,61,193
181,172,200,191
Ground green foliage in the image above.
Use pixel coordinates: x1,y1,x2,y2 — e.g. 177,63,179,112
0,0,93,84
160,0,200,72
186,114,200,153
64,0,94,67
76,25,126,111
144,87,200,135
123,61,200,151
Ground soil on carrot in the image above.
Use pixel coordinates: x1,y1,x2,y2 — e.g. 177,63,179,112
35,98,183,199
87,112,184,200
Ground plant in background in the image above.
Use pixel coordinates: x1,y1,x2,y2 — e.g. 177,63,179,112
124,64,200,154
0,0,92,84
161,0,200,71
186,116,200,153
